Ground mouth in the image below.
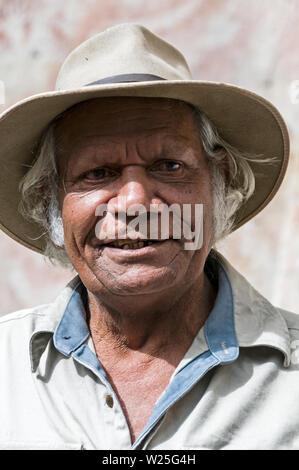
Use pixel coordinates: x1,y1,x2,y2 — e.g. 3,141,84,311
102,239,167,250
95,238,180,263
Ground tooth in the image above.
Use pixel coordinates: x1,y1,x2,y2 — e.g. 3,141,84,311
111,241,154,249
112,240,159,249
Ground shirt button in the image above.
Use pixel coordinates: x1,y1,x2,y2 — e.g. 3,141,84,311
106,394,114,408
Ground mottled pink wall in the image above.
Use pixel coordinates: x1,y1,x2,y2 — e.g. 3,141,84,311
0,0,298,314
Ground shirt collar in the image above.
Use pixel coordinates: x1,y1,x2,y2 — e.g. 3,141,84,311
29,275,83,372
213,250,291,367
29,250,291,372
204,253,238,363
53,281,89,355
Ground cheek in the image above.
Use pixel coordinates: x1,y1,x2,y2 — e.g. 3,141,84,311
186,179,214,246
172,178,213,214
61,191,106,242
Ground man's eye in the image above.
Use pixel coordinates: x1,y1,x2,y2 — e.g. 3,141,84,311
82,168,116,180
151,160,183,172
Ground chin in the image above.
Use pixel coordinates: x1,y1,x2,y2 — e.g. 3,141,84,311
91,266,181,297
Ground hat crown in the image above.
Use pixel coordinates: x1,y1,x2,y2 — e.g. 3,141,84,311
55,23,192,91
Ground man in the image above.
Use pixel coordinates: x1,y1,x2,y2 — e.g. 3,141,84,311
0,23,297,450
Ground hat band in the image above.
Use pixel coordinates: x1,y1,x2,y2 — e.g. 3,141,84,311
85,73,166,86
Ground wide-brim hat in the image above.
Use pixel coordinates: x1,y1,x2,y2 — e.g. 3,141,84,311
0,23,289,254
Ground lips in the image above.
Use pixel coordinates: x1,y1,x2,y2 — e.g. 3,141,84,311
102,239,164,250
94,238,179,264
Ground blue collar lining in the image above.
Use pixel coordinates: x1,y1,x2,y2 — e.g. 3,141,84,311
53,281,89,356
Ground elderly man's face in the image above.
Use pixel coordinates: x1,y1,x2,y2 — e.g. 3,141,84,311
55,97,214,300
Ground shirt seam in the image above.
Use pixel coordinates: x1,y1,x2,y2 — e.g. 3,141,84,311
0,311,47,325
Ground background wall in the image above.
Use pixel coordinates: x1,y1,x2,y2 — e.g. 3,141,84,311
0,0,298,314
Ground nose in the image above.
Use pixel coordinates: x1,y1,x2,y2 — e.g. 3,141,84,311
108,165,160,213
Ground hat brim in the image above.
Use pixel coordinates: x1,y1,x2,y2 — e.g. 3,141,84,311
0,80,289,254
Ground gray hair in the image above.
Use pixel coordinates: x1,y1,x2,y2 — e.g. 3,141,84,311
18,103,274,267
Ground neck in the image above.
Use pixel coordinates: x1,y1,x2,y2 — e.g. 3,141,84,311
86,272,217,363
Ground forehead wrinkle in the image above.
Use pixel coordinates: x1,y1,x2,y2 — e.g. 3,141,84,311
62,136,123,151
76,135,123,145
58,118,201,173
135,132,198,155
63,127,172,151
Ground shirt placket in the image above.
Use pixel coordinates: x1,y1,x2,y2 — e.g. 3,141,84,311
72,343,132,449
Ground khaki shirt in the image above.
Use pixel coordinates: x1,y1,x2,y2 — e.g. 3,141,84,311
0,251,298,450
